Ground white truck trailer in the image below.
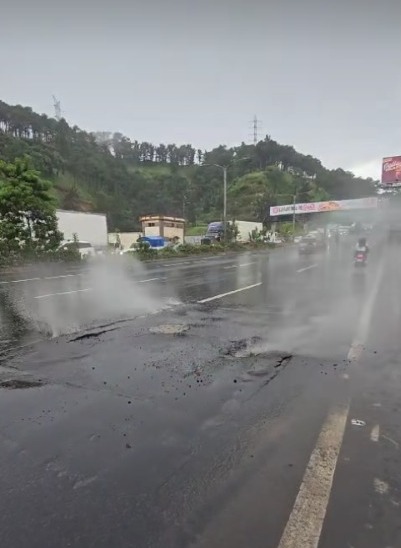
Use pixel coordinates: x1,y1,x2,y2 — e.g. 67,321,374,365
235,220,263,242
56,210,108,249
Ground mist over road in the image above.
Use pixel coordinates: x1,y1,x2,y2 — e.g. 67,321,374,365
0,240,399,548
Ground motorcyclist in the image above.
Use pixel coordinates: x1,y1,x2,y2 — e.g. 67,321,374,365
354,237,369,257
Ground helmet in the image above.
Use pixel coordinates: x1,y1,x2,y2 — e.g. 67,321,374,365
358,237,366,246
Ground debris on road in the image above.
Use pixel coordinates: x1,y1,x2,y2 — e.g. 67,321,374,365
351,419,366,427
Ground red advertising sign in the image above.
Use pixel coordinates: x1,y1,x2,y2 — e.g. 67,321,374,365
269,197,378,217
382,156,401,185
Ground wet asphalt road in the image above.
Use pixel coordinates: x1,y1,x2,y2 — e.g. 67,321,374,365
0,240,400,548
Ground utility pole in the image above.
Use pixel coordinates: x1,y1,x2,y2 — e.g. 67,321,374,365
52,95,62,121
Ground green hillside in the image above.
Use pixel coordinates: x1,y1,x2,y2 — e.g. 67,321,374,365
0,100,377,231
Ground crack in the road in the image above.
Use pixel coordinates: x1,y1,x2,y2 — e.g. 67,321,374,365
69,327,119,342
0,378,43,389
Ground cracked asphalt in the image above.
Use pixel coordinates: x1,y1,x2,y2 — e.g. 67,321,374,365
0,238,400,548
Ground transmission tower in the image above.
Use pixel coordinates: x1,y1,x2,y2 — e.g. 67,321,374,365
52,95,62,121
249,115,262,145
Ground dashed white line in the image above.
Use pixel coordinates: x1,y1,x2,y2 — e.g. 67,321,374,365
0,277,41,284
296,264,317,273
223,261,256,270
138,277,163,283
277,404,350,548
162,261,192,266
198,282,262,303
0,273,81,285
44,274,77,280
34,288,92,299
370,424,380,442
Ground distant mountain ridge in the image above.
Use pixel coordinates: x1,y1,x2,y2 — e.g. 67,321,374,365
0,99,376,231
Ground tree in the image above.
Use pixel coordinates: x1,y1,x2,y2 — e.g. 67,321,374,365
0,159,62,257
0,99,378,232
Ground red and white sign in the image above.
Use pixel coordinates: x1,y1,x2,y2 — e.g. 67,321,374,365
269,197,378,217
381,156,401,185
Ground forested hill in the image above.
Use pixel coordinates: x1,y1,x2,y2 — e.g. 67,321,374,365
0,100,377,231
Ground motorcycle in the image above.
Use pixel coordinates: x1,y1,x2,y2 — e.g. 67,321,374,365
354,250,367,267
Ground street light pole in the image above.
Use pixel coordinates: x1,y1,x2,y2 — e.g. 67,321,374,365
223,166,227,241
292,193,296,234
200,157,250,242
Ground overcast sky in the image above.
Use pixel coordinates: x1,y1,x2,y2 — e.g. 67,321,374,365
1,0,400,179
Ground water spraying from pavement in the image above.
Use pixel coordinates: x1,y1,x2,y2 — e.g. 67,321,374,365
1,255,180,338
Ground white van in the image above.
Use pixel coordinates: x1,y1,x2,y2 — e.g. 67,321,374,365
59,240,96,258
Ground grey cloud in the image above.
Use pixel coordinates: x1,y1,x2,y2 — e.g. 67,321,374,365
1,0,400,176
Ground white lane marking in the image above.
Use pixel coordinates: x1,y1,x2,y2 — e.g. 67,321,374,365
382,435,399,449
373,478,389,495
351,419,366,427
347,259,384,361
162,261,192,266
277,405,350,548
370,424,380,442
138,276,167,284
0,277,41,284
239,261,256,267
198,282,262,304
296,264,317,273
278,256,384,548
223,265,237,270
347,344,364,362
44,274,77,280
34,288,92,299
0,273,83,285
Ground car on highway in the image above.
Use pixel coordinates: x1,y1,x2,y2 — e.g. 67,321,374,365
298,234,326,255
58,240,96,258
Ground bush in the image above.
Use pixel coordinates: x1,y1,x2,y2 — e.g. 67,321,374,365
0,246,82,270
176,243,202,255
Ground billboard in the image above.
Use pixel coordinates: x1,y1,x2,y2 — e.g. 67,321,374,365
269,197,378,217
381,156,401,185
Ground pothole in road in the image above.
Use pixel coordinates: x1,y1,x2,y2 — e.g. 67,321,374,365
0,378,44,389
149,324,190,336
222,337,264,358
222,339,293,380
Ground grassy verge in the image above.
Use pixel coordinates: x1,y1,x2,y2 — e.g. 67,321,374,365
133,241,279,261
0,248,82,271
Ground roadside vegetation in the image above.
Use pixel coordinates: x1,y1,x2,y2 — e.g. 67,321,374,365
0,159,80,268
0,100,377,234
131,240,277,262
